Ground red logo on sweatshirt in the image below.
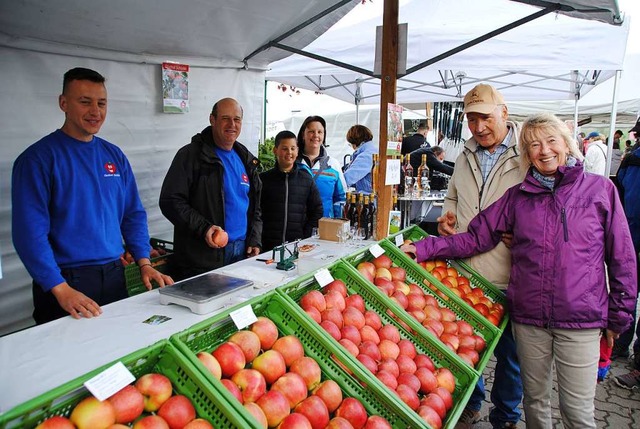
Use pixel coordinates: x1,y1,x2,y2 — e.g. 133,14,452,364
104,162,117,174
241,173,249,183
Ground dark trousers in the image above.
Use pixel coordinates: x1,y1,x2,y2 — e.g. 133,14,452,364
32,260,127,325
615,251,640,354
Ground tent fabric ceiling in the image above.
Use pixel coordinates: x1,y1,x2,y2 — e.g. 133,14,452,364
266,0,629,104
0,0,357,69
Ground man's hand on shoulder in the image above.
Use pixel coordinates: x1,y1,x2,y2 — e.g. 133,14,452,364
50,282,102,319
436,210,457,236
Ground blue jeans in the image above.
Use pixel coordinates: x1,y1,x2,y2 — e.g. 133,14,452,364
614,251,640,354
467,320,523,427
224,240,246,266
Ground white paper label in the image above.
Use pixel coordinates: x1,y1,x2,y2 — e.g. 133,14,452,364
385,159,401,185
395,233,404,247
84,361,135,401
230,305,258,329
369,243,385,258
315,268,334,287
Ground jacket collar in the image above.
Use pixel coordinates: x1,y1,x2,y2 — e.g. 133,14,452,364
196,125,257,168
520,160,584,194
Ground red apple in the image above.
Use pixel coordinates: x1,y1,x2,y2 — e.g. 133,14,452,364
271,372,308,409
212,342,246,378
251,317,279,350
456,320,474,336
325,279,348,297
358,340,382,361
311,380,343,413
414,354,435,371
321,308,344,329
375,268,392,281
458,335,477,350
231,369,267,403
423,305,442,321
344,294,366,313
305,307,322,324
397,373,421,393
417,405,442,429
339,338,360,357
132,415,170,429
396,384,420,410
357,353,379,374
378,340,400,361
183,419,214,429
373,278,394,296
157,395,196,429
294,395,330,429
364,415,392,429
244,402,269,429
290,356,322,390
108,385,144,424
397,339,417,359
335,397,368,429
390,291,408,309
272,335,305,368
378,358,400,378
415,367,438,394
406,293,426,311
440,333,460,351
256,390,291,428
197,352,222,380
458,347,480,366
134,373,173,412
35,416,75,429
327,416,356,429
389,266,406,282
392,281,411,295
473,335,486,352
252,349,287,385
363,311,382,331
221,379,243,403
356,262,376,282
229,330,262,363
420,393,446,419
441,321,459,335
434,367,456,393
423,319,445,338
473,303,491,317
277,413,312,429
375,370,398,390
300,290,327,313
343,307,366,330
70,396,116,429
434,386,454,411
212,229,229,247
372,255,392,269
396,354,417,375
320,320,342,341
324,290,346,312
359,325,380,345
377,325,400,343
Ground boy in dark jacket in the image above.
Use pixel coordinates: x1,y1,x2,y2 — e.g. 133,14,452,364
260,131,323,252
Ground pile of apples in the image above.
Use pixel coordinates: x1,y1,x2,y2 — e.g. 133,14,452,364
36,373,210,429
198,316,392,429
418,259,504,327
356,255,487,369
299,279,455,429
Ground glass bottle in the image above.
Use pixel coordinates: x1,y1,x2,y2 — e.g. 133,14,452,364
347,193,358,228
343,191,351,219
371,154,379,196
361,195,371,240
398,154,405,196
417,154,430,196
404,156,414,197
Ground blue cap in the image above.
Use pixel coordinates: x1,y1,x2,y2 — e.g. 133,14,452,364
587,131,600,139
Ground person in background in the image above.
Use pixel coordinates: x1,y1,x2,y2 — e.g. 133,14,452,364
160,98,262,280
609,129,624,176
259,130,323,252
438,83,524,429
297,115,346,218
401,121,430,155
403,112,636,429
584,132,608,176
408,145,454,179
611,124,640,389
12,67,173,324
343,124,378,194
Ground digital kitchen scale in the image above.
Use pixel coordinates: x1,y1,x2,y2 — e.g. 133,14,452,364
159,272,254,314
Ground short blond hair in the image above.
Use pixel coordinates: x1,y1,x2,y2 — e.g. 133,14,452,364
519,112,584,174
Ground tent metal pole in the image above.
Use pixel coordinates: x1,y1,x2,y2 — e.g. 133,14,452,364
605,70,622,176
573,98,579,143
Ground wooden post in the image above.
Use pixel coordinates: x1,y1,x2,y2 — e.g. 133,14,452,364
426,102,433,131
375,0,399,240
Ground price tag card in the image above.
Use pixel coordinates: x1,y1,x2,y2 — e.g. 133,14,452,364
385,159,401,185
230,305,258,329
395,233,404,247
369,243,385,258
84,361,135,401
315,268,334,287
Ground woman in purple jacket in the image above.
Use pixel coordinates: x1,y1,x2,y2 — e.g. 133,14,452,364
402,112,636,429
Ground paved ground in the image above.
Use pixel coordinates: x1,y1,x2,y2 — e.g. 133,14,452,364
471,352,640,428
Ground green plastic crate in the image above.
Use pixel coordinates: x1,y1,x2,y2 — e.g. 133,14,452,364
386,225,509,329
0,340,249,429
171,291,427,429
342,240,503,375
126,238,174,297
277,261,480,429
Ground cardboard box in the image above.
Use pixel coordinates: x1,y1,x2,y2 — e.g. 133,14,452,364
318,217,350,242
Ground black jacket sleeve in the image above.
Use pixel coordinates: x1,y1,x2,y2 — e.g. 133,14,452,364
305,181,324,236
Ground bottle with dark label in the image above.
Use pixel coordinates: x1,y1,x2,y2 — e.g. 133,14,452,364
368,194,376,240
417,154,430,195
356,192,364,230
404,155,414,197
393,194,399,211
347,193,358,228
343,191,351,219
397,155,405,196
361,194,371,239
371,153,379,195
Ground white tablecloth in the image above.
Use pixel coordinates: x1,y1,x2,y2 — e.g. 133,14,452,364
0,238,364,413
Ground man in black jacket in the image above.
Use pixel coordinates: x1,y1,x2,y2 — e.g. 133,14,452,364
159,98,262,280
408,146,454,179
401,122,430,155
260,131,323,252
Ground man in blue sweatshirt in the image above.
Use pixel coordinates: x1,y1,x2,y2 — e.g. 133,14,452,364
12,67,173,324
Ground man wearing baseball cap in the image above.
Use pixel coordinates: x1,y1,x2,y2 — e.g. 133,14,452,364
438,84,525,429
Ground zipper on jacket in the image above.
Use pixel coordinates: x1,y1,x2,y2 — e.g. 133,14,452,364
282,173,289,245
561,207,568,242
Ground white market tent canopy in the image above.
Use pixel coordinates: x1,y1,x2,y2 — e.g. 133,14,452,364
0,0,628,336
267,0,630,105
